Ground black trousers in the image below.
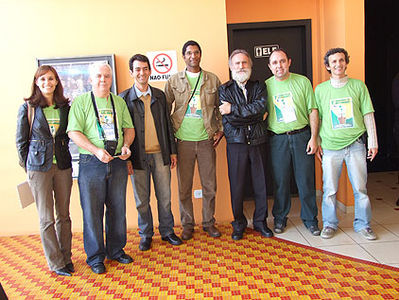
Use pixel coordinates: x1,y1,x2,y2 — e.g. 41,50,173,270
226,142,268,231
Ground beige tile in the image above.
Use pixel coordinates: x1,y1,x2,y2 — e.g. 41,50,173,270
361,241,399,264
341,224,399,243
383,224,399,237
318,244,378,263
272,221,310,246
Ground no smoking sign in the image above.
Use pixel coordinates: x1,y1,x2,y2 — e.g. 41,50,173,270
147,50,178,82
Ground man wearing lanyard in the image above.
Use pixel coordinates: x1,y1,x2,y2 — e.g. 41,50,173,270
119,54,182,251
68,62,135,274
266,49,320,236
219,49,273,240
165,40,224,240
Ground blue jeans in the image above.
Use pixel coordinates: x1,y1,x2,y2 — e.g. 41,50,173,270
131,152,175,238
78,154,128,266
270,129,318,228
321,140,371,232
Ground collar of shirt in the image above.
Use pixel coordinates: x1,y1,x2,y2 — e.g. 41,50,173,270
134,85,152,98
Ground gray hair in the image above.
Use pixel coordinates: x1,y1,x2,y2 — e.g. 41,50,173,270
228,49,253,69
89,62,113,79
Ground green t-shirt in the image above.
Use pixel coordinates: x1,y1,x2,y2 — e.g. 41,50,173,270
67,92,133,155
43,105,60,164
266,73,316,134
175,72,208,141
315,78,374,150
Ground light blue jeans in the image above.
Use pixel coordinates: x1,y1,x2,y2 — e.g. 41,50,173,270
321,140,372,232
131,152,175,238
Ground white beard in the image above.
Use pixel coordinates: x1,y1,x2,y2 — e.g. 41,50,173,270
231,68,251,84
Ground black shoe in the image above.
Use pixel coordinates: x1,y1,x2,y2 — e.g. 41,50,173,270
91,262,106,274
162,233,183,246
231,230,244,240
114,254,133,264
65,262,75,273
274,223,286,234
254,224,274,238
308,225,321,236
139,237,152,251
54,267,71,276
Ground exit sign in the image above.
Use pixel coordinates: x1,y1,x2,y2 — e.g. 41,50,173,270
254,44,279,58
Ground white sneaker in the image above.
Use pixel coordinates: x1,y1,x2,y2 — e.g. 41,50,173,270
320,227,336,239
358,227,377,240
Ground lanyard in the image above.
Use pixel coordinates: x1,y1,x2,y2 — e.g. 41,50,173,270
90,92,118,141
188,70,202,103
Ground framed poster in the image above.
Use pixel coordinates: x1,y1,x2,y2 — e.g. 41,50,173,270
37,55,117,178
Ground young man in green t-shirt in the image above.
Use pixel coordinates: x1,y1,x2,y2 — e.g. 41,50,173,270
315,48,378,240
266,49,320,236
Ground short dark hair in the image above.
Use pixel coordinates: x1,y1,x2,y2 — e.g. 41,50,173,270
323,48,350,72
269,48,290,63
129,54,151,71
182,40,202,56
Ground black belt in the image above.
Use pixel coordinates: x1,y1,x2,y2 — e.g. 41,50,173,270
269,126,309,136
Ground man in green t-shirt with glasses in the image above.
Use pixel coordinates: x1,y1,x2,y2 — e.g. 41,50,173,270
165,40,224,240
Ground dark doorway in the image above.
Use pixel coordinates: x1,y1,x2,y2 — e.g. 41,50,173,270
227,20,313,196
365,0,399,172
227,19,312,83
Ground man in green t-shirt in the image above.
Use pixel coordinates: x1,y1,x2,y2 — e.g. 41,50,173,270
67,63,135,274
266,49,320,236
315,48,378,240
165,40,224,240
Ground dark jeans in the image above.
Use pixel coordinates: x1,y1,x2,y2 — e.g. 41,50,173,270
269,129,318,228
226,142,268,232
78,154,128,266
131,152,175,238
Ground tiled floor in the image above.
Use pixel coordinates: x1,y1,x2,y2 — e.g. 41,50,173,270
243,171,399,268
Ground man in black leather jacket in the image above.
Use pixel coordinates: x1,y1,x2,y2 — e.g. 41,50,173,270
219,49,273,240
119,54,182,251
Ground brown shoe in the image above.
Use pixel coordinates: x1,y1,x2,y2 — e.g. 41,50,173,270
181,228,194,240
203,225,221,237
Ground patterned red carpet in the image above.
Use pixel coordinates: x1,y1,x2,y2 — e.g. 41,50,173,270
1,224,398,299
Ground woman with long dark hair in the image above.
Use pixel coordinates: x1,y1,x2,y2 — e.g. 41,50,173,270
16,65,74,276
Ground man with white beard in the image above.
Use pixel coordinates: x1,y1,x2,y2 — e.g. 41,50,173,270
219,49,273,240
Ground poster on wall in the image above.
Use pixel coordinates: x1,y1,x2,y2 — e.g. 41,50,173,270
146,50,178,82
37,55,117,178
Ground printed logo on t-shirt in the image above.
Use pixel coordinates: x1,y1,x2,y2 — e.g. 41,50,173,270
185,92,202,119
273,92,297,123
47,119,60,137
98,108,116,140
330,97,354,129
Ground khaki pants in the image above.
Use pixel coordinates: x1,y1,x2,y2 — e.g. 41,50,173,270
28,165,72,271
176,139,216,229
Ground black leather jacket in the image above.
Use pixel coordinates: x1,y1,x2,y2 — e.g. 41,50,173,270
16,103,72,171
218,80,268,145
119,85,177,170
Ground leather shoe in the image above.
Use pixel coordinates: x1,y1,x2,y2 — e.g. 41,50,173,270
66,262,75,273
181,228,194,240
139,237,152,251
231,230,244,240
114,254,133,264
91,262,106,274
162,233,183,245
274,223,286,234
54,267,71,276
203,225,221,237
254,224,274,238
